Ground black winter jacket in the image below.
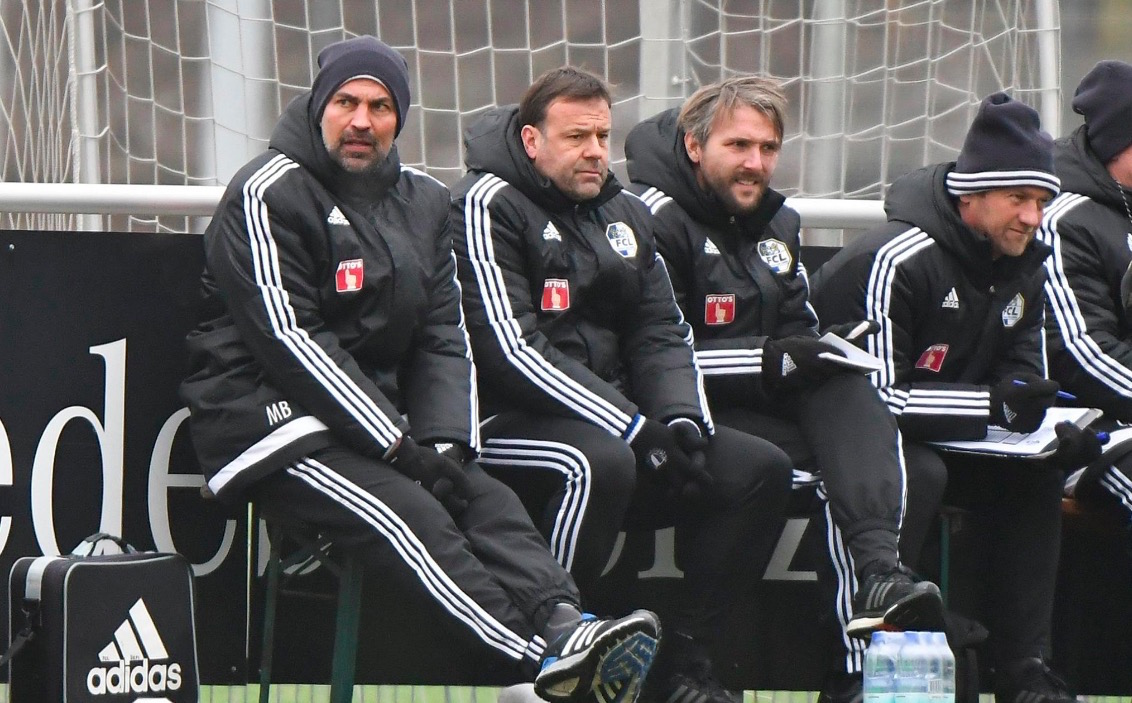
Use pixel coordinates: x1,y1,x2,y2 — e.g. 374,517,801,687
1040,125,1132,421
624,108,818,408
810,163,1052,441
181,94,477,502
450,105,713,438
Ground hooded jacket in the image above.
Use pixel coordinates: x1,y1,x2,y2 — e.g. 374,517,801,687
624,108,818,408
181,93,477,502
1040,125,1132,420
450,105,713,438
810,163,1052,441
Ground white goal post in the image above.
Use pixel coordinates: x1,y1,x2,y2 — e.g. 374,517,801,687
0,0,1060,236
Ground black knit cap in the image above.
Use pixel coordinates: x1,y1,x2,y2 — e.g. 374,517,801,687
310,35,410,137
946,92,1060,198
1072,60,1132,164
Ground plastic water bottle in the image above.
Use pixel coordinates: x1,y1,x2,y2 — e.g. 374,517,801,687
928,631,956,703
864,631,902,703
894,631,932,703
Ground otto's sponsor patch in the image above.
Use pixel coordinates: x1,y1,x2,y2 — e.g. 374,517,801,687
915,344,949,372
541,279,570,311
705,294,735,325
335,259,364,293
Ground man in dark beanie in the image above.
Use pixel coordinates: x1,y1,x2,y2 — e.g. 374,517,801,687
1041,59,1132,566
181,36,659,702
812,91,1103,703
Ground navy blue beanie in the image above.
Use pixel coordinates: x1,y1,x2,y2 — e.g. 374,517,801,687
1072,60,1132,164
310,35,410,136
946,92,1060,197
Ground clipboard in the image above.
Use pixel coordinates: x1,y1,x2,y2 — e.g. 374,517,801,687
927,406,1104,459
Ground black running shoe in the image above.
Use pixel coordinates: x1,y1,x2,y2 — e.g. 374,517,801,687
845,566,945,638
994,657,1077,703
817,671,863,703
534,610,660,703
640,632,740,703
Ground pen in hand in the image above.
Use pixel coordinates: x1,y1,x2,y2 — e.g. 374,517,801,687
1012,379,1076,401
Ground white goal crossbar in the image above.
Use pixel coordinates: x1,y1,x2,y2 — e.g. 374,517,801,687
0,183,886,231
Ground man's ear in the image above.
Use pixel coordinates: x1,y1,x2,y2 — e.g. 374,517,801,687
521,124,541,160
683,130,702,165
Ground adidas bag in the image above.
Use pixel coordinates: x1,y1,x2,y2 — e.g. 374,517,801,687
4,534,199,703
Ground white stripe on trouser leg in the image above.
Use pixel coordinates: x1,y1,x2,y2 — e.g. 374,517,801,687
819,484,866,673
285,458,542,662
479,438,592,572
1101,466,1132,512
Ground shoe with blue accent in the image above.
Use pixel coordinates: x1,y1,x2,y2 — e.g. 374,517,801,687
534,609,660,703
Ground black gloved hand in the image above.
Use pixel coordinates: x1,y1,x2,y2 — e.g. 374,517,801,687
821,320,882,349
666,418,715,502
1046,422,1106,470
628,417,710,502
761,336,846,394
989,372,1060,433
392,437,471,515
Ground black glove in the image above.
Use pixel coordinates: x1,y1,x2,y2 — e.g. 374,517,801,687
989,372,1060,433
629,417,713,503
1046,422,1106,470
821,320,881,348
761,336,846,394
392,437,471,515
667,418,715,501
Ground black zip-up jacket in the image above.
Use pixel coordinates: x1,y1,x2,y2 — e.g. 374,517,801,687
810,163,1052,441
450,105,713,438
624,107,818,408
1040,125,1132,420
181,94,477,502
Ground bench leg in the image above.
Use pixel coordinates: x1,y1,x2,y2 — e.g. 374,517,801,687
330,550,363,703
260,525,286,703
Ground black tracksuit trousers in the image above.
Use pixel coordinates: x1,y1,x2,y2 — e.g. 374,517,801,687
245,445,580,678
478,414,793,651
711,372,949,674
940,452,1065,668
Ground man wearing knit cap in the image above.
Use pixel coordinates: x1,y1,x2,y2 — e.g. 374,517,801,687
812,92,1102,703
181,36,659,703
1041,60,1132,556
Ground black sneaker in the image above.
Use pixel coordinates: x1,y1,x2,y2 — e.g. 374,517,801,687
640,632,741,703
534,610,660,703
816,671,862,703
846,565,945,638
994,657,1077,703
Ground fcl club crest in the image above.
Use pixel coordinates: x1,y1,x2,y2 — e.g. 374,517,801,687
541,278,570,311
335,259,363,292
605,222,638,258
705,294,735,325
757,239,793,274
1001,293,1024,328
915,343,949,372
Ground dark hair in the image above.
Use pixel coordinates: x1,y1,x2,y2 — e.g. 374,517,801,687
517,66,612,130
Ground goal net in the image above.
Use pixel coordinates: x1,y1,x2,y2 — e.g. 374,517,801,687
0,0,1060,234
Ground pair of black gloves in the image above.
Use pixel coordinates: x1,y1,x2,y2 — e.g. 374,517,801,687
392,437,472,515
392,416,718,515
989,371,1106,468
627,416,715,503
